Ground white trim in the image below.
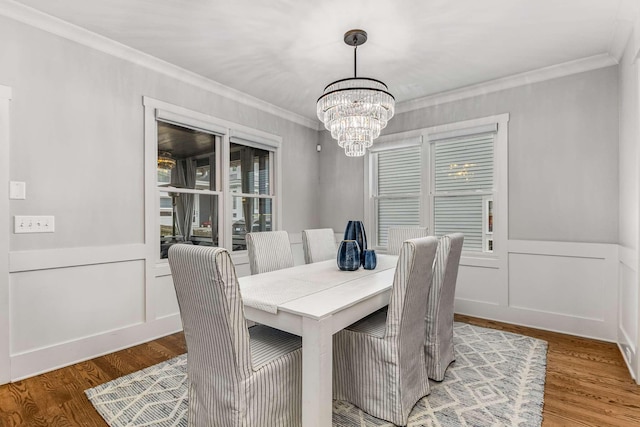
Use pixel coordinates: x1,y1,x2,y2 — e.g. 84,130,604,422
364,133,427,249
509,239,619,259
396,54,617,114
0,84,11,384
143,96,283,271
619,245,638,269
9,314,182,381
0,1,319,130
8,244,146,273
455,299,617,342
427,114,509,266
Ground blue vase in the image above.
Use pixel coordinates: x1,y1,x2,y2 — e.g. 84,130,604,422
337,240,361,271
363,249,377,270
344,220,367,266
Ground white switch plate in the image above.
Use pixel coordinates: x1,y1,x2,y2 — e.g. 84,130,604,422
9,181,26,199
14,216,55,233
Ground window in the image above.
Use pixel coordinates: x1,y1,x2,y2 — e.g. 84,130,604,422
157,122,220,259
371,141,423,247
229,137,275,250
145,97,282,263
430,127,496,252
366,114,508,259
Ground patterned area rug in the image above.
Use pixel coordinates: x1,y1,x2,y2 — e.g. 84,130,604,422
85,322,547,426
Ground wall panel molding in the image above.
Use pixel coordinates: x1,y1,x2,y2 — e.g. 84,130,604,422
618,245,638,380
9,244,146,272
456,240,619,342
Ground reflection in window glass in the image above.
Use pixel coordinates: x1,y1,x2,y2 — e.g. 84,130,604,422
231,197,272,250
159,192,218,259
157,121,219,259
229,143,270,195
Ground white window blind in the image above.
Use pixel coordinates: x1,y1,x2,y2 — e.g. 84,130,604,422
375,145,421,246
432,131,495,252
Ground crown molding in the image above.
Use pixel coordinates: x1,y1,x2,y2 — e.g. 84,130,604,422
396,53,618,115
0,0,320,130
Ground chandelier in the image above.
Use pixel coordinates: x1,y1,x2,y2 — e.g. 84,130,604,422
157,151,176,170
317,29,395,157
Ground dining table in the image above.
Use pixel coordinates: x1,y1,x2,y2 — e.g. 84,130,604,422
238,254,399,427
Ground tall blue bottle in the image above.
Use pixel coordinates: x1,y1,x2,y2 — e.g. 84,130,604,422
344,220,367,266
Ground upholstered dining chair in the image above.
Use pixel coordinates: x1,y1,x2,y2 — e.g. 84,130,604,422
387,227,429,255
301,228,337,264
332,236,439,426
424,233,464,381
168,244,302,426
246,230,295,275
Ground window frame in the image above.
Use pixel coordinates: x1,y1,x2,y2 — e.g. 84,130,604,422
365,114,508,268
143,97,282,277
364,130,429,251
426,114,508,264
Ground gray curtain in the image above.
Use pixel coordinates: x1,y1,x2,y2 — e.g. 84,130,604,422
173,159,196,241
241,148,255,233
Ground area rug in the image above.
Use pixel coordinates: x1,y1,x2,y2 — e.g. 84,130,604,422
85,322,547,426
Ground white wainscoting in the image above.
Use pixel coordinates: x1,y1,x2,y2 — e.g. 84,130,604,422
456,240,619,342
7,244,182,381
618,245,638,380
6,236,622,381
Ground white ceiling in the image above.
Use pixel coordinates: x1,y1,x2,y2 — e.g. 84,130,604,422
9,0,640,122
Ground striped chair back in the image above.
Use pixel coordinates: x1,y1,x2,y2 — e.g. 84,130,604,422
332,236,438,425
387,227,429,255
168,245,252,421
246,230,295,275
302,228,337,264
425,233,464,380
386,236,438,340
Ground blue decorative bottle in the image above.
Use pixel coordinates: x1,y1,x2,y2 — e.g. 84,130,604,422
337,240,361,271
344,220,367,266
363,249,377,270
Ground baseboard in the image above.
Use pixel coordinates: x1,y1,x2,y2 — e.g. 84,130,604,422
10,314,182,381
455,299,617,342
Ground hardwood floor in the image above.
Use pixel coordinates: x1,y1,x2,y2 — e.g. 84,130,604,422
0,315,639,426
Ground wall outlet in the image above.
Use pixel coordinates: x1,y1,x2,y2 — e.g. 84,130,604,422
14,215,55,233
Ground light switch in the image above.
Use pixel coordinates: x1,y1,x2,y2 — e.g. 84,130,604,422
9,181,26,199
14,216,55,233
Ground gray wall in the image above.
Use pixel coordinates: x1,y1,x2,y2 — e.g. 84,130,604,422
319,66,619,243
1,17,320,252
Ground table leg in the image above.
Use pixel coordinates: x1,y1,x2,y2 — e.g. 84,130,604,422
301,316,333,427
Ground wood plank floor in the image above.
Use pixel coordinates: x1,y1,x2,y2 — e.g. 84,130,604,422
1,315,639,426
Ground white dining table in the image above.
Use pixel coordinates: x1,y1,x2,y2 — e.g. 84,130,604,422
238,254,398,427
